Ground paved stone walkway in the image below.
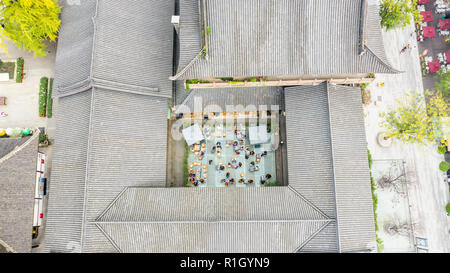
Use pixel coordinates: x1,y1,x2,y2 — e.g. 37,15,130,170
364,2,450,252
0,40,56,137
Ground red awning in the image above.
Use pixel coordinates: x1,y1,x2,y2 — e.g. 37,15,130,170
428,61,441,73
420,11,433,22
439,18,450,30
418,0,430,3
423,26,436,38
445,52,450,64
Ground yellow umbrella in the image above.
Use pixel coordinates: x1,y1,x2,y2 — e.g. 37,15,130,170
0,130,5,137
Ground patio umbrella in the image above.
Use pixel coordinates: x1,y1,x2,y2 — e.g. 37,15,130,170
428,61,441,73
420,11,433,22
0,129,5,137
423,26,436,38
439,19,450,30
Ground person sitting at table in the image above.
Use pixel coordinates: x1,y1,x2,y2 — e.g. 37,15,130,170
230,178,235,184
248,179,254,184
226,172,230,178
266,174,272,179
238,162,243,168
227,162,232,168
200,179,205,184
262,151,268,157
250,151,255,156
260,176,266,185
211,146,216,153
209,160,213,165
256,154,261,162
238,178,244,183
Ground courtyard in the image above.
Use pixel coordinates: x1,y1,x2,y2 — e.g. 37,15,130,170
183,118,280,188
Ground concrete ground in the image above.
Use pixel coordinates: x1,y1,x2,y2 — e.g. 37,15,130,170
0,40,57,136
0,40,57,253
363,10,450,252
372,160,416,253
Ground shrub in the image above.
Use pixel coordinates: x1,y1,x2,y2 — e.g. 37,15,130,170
184,143,190,184
446,203,450,214
368,149,373,169
39,77,48,117
16,57,24,83
39,133,48,144
46,78,54,118
439,161,450,172
362,89,372,105
376,235,384,253
368,149,379,232
438,144,447,154
220,77,234,82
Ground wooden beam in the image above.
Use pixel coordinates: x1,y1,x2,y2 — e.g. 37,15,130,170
186,77,375,89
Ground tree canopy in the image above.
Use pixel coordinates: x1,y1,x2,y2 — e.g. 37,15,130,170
379,0,421,30
381,91,449,145
0,0,61,57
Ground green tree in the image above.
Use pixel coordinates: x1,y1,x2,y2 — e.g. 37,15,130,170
379,0,421,30
0,0,61,57
380,91,449,145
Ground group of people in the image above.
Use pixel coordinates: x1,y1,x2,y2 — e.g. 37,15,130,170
187,172,205,187
187,123,274,187
219,173,273,187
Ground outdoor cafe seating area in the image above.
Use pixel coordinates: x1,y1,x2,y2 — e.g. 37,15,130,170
183,122,278,188
418,0,450,74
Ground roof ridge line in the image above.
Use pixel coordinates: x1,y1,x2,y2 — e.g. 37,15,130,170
0,130,39,164
170,48,204,80
80,88,97,252
365,46,402,74
54,78,92,98
88,0,100,82
287,185,333,220
0,238,17,253
94,223,122,253
94,219,334,225
92,82,170,99
294,219,334,252
96,187,130,221
326,82,342,253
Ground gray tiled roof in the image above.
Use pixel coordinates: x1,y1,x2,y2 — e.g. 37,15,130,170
44,88,169,253
327,84,376,252
285,83,375,252
0,134,39,253
97,220,333,253
53,0,174,98
173,0,398,80
94,187,335,253
175,87,282,114
46,0,377,253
